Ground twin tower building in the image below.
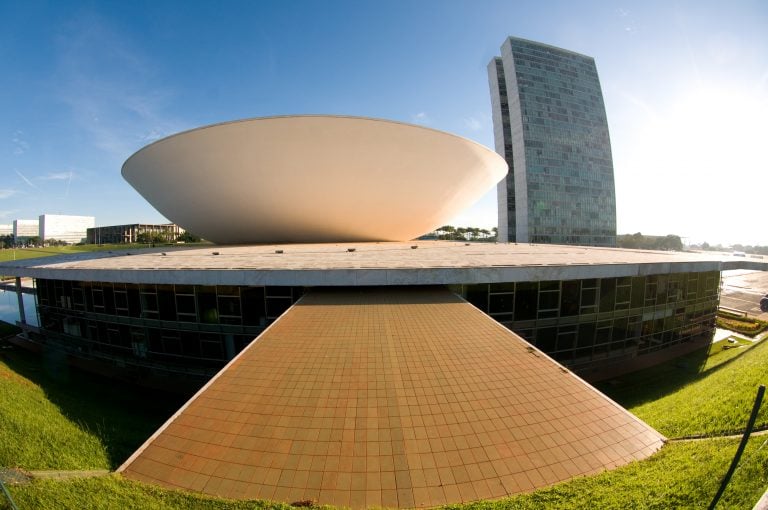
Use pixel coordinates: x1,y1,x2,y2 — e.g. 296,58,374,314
489,37,617,246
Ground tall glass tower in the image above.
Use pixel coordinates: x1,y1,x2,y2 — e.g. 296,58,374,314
489,37,616,246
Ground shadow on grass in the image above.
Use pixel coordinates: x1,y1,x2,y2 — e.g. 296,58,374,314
597,338,760,409
0,346,191,469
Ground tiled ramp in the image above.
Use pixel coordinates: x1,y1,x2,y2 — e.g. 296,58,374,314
119,287,664,508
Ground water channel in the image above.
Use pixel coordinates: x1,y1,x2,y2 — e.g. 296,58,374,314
0,288,39,327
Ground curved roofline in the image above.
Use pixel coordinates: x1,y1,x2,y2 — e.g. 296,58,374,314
122,114,502,175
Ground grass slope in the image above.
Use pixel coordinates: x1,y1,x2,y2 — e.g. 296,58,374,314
600,337,768,438
4,438,767,510
2,333,767,509
0,348,183,470
0,243,185,263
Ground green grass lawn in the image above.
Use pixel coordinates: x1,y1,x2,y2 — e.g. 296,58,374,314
2,332,767,509
0,244,154,263
599,336,768,438
4,437,766,509
0,347,185,471
0,241,211,264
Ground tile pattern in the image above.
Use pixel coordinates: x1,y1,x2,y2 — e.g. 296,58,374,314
119,287,664,508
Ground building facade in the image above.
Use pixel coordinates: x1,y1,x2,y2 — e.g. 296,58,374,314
13,219,39,241
0,224,12,236
87,223,183,244
489,37,616,246
28,271,719,385
39,214,95,244
33,280,302,382
2,241,744,389
455,270,719,375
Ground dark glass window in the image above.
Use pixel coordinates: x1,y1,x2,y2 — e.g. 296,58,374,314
176,294,197,320
218,296,241,317
489,293,514,315
180,332,201,357
162,333,182,355
197,288,218,324
599,278,616,313
538,288,560,319
201,334,224,359
114,290,128,311
92,288,104,310
140,292,158,319
242,287,266,326
615,277,631,310
490,282,515,293
645,276,658,306
157,285,176,321
560,280,580,316
266,298,292,319
556,326,577,353
514,282,538,321
537,327,557,352
630,277,645,309
465,284,488,311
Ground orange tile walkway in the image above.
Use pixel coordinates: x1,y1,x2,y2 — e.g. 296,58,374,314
119,286,665,508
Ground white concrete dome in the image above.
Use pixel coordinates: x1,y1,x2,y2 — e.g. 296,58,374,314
122,116,507,244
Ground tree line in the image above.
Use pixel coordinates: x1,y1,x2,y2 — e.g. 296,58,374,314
0,231,203,248
616,233,683,251
691,242,768,256
429,226,498,242
135,231,201,244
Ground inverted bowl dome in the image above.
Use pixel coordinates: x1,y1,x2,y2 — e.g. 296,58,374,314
122,116,508,244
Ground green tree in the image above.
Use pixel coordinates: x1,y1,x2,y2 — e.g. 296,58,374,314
176,231,202,243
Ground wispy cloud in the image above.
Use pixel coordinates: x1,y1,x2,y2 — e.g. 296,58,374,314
12,131,29,155
0,189,18,199
0,210,20,220
14,170,39,189
54,12,188,160
39,171,74,181
411,112,430,125
38,171,75,198
615,7,638,34
463,116,484,131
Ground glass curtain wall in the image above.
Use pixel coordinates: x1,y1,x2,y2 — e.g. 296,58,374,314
454,271,720,367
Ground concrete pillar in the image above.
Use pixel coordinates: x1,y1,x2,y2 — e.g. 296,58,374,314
224,334,235,360
15,277,26,325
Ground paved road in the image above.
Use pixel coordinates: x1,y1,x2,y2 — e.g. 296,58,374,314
721,270,768,320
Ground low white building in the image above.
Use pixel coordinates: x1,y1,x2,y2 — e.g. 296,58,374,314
39,214,95,244
0,224,12,235
13,219,39,240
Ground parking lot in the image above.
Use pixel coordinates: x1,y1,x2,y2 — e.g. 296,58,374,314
721,269,768,319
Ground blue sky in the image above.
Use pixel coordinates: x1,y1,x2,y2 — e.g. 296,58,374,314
1,0,766,245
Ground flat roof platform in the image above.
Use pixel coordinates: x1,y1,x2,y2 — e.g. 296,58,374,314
1,242,764,286
118,286,664,508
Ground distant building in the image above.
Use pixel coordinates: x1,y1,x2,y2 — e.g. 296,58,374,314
489,37,617,246
0,224,12,236
39,214,95,244
87,223,184,244
13,219,39,241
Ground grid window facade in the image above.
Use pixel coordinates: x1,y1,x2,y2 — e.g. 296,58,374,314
489,37,616,246
455,270,720,370
34,279,304,375
32,271,719,382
